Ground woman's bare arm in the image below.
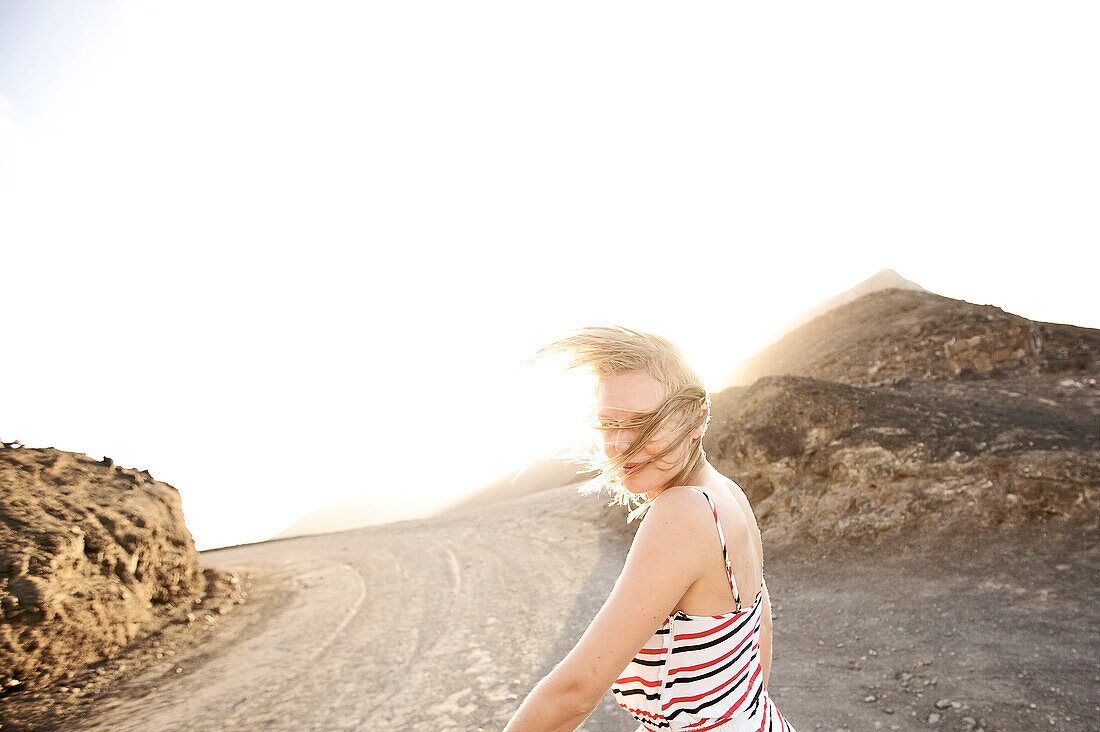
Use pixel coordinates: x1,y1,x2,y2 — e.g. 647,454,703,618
500,666,600,732
760,577,773,688
503,487,710,731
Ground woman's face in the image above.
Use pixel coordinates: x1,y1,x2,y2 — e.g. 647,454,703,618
596,370,697,499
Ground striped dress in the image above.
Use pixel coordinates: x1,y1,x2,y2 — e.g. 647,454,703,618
611,487,796,732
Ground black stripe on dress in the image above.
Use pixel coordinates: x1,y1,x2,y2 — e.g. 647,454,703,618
664,662,756,720
670,612,756,654
611,687,660,702
629,656,666,667
665,644,756,687
745,681,764,718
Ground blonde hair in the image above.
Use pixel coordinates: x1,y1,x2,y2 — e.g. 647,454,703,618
536,326,711,521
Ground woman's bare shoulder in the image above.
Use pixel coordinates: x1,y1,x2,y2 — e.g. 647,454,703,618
638,486,715,541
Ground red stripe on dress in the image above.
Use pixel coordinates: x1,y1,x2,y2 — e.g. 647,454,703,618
681,667,765,732
673,611,747,640
683,714,745,732
680,694,749,732
662,657,753,708
755,694,770,732
667,631,753,675
773,703,787,731
620,704,665,721
729,664,763,712
614,675,663,688
682,713,729,732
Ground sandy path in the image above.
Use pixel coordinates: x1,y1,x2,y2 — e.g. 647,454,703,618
77,488,636,731
80,555,366,730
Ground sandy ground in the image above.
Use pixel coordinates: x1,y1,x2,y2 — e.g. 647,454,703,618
6,485,1097,731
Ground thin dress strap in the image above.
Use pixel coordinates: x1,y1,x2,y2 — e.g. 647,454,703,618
693,487,741,612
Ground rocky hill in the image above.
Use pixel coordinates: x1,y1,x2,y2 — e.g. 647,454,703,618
706,288,1099,544
722,268,927,387
0,447,242,695
729,287,1097,387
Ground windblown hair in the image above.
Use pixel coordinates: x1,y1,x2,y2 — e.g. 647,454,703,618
537,326,711,521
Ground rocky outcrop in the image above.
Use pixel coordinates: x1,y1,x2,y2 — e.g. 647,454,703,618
708,289,1099,544
0,447,202,690
705,373,1099,543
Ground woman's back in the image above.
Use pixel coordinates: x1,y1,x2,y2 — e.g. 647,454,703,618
672,473,764,619
610,483,794,731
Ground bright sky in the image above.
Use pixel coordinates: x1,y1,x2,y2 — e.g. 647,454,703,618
1,1,1097,550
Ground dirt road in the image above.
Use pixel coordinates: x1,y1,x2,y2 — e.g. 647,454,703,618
70,487,636,731
17,485,1097,731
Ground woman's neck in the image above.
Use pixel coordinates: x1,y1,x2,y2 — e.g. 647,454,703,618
647,459,712,500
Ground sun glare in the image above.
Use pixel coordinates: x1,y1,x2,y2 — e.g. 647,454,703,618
0,1,1096,549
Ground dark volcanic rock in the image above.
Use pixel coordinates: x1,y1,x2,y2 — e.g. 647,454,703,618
0,447,202,690
708,288,1100,544
705,373,1099,543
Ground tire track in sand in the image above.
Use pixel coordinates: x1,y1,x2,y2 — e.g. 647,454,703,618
79,557,367,732
225,560,367,721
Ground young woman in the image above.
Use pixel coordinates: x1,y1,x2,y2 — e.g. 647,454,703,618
503,327,795,732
